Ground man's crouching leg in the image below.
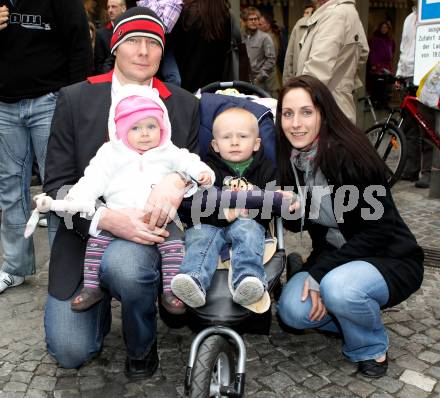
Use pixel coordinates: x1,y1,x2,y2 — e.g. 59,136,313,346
44,290,112,369
100,238,161,379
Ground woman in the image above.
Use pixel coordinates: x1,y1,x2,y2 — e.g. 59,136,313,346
171,0,232,93
367,21,395,108
276,75,424,378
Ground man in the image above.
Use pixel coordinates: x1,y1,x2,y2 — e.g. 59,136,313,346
0,0,92,293
396,2,433,189
94,0,126,74
43,7,199,378
242,7,276,94
296,0,369,123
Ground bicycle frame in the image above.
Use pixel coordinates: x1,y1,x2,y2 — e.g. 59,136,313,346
400,96,440,150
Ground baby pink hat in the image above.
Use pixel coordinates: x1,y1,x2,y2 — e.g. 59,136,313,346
114,95,168,153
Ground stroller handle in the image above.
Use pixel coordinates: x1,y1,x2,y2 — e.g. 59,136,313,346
200,81,272,98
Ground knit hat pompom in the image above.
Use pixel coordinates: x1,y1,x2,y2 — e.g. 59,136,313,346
110,7,165,54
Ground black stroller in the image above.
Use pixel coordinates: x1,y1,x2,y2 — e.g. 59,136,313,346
164,82,287,398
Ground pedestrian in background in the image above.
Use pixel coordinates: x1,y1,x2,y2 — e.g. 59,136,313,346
396,1,434,189
296,0,368,123
366,21,395,109
259,12,282,98
0,0,92,294
242,7,276,94
283,2,316,84
136,0,183,86
94,0,126,74
171,0,233,93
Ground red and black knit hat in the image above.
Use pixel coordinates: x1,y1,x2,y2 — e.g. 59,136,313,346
110,7,165,54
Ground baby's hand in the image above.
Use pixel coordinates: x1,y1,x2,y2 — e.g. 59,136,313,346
197,171,212,186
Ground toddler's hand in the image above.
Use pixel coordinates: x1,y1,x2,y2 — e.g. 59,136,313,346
197,171,212,186
0,6,9,31
277,190,300,213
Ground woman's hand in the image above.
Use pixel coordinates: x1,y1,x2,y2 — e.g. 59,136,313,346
301,278,327,321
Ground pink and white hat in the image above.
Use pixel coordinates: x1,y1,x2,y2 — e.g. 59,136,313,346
108,84,172,152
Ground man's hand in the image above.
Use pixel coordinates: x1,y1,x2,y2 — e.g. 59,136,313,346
301,278,327,321
0,6,9,30
98,208,169,245
144,173,187,229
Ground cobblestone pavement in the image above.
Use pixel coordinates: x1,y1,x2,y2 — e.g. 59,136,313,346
1,181,439,398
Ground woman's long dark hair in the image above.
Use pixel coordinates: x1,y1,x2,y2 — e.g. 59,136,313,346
182,0,229,42
276,75,388,187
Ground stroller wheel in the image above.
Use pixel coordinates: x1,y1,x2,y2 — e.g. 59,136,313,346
189,335,235,398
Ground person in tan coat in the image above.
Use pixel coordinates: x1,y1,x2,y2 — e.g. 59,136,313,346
283,15,309,84
296,0,368,123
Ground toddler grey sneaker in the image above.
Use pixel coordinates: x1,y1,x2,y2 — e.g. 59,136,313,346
233,276,264,306
171,274,206,308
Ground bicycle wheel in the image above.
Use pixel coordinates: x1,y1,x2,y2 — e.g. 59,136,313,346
365,122,407,187
189,335,236,398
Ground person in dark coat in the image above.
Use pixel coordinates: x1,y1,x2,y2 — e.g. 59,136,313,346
276,75,423,379
93,0,126,74
171,0,232,92
43,7,200,379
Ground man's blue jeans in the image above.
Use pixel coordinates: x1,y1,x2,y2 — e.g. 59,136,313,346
277,261,389,362
44,239,160,368
0,93,58,276
180,219,266,293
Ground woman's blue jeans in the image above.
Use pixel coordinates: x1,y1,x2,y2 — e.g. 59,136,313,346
277,261,389,362
180,219,266,293
44,239,160,368
0,93,58,276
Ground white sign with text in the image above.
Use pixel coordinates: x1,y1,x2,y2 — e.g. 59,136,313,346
414,24,440,85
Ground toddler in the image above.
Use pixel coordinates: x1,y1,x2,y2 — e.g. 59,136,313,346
171,107,277,308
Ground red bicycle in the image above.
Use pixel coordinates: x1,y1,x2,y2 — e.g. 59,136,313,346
364,74,439,187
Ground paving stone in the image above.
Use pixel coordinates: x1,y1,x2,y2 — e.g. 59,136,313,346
347,379,377,397
0,393,25,398
34,364,57,377
10,371,33,384
3,382,28,392
258,371,296,393
55,377,79,390
387,323,415,337
396,384,429,398
78,376,106,391
24,390,48,398
417,350,440,364
371,375,404,393
327,370,354,387
29,376,57,391
15,362,39,373
316,385,358,397
426,365,440,379
277,361,312,383
399,369,436,392
369,392,393,398
53,391,81,398
0,363,16,377
394,354,430,372
302,375,331,391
